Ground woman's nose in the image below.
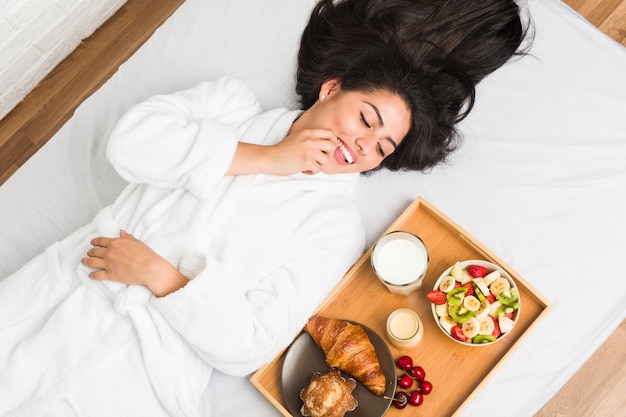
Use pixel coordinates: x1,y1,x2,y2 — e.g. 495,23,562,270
355,135,375,155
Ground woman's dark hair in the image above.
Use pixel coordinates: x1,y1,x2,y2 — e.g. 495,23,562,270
296,0,529,171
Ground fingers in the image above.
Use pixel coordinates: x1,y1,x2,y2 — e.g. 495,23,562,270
83,233,124,279
288,128,337,150
87,268,110,281
252,127,340,176
90,236,112,248
86,246,106,258
89,230,135,252
82,243,108,269
120,229,138,240
81,254,106,272
293,129,338,173
305,129,338,152
82,231,154,286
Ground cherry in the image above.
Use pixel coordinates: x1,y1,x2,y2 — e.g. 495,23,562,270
420,380,433,395
393,356,434,410
409,390,424,406
397,374,413,389
410,365,426,382
396,355,413,372
392,391,409,409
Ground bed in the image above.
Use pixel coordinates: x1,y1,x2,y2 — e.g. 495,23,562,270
1,0,625,416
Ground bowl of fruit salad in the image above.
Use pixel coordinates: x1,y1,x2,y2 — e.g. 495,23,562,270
426,260,520,346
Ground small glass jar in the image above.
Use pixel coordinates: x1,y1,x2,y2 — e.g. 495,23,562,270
386,308,424,349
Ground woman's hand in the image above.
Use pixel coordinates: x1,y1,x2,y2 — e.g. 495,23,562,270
81,230,188,297
227,128,338,176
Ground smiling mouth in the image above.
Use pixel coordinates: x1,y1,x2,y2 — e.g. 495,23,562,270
337,139,354,164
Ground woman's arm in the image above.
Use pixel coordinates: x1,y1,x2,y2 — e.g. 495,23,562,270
106,78,261,197
226,128,339,176
150,203,365,376
81,207,364,375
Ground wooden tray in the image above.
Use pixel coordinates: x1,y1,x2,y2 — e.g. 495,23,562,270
250,197,550,417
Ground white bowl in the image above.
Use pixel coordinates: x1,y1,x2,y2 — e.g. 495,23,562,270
430,260,521,347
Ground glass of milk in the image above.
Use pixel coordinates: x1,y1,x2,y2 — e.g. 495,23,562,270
371,231,429,296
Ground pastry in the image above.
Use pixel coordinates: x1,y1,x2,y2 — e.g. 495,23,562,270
300,369,358,417
304,315,386,395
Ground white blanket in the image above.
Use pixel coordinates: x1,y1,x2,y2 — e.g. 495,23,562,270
0,0,625,416
0,78,365,417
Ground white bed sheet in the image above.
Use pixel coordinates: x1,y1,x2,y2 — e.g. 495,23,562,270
1,0,625,416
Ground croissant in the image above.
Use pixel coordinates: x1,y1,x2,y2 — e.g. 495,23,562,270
304,315,386,395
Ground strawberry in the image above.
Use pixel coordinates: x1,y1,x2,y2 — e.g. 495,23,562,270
485,293,496,304
462,282,474,297
426,290,447,305
491,316,502,339
467,264,489,278
451,325,468,342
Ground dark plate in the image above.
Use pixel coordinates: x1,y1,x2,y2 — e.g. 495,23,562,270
281,321,396,417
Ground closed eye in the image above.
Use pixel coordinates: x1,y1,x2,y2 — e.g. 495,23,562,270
360,112,371,129
377,143,386,158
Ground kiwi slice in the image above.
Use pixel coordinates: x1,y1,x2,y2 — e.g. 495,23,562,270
446,287,468,306
497,304,517,317
496,287,519,306
450,305,474,323
472,334,497,344
474,283,486,302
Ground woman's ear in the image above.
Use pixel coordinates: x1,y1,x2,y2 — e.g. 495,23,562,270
319,78,341,101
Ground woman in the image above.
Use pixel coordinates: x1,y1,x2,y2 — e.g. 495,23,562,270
297,0,527,172
0,1,526,416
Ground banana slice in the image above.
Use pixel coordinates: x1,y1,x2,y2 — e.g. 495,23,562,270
440,316,457,334
475,299,490,319
435,303,448,317
461,317,480,339
483,270,501,286
463,295,481,312
478,316,495,335
439,275,456,292
473,278,490,297
490,277,511,296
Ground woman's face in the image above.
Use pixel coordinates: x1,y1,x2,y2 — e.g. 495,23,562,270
295,79,412,174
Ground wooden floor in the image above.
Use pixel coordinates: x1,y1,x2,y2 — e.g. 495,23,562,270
0,0,186,185
0,1,625,416
535,320,626,417
565,0,626,45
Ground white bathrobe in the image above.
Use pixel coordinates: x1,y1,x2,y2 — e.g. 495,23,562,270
0,78,365,417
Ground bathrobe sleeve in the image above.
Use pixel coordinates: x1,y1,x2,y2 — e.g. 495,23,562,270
106,77,262,198
150,199,366,377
